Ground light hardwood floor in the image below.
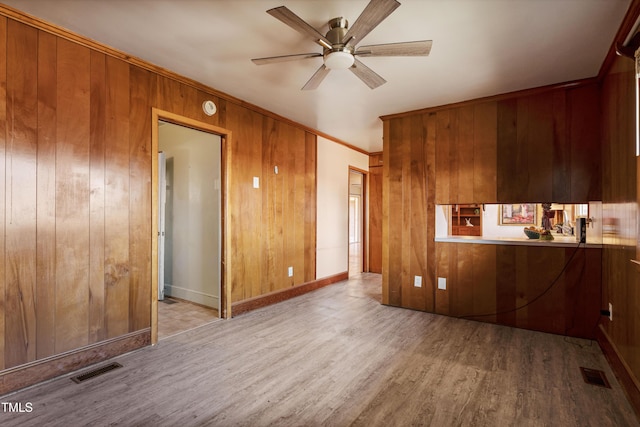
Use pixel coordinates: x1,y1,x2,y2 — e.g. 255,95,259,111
0,274,636,426
158,297,220,340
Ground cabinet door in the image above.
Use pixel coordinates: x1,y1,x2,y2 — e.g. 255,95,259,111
435,103,497,204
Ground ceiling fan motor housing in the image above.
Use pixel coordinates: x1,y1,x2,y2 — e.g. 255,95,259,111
324,17,355,69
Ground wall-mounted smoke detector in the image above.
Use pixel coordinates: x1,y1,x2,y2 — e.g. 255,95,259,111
202,100,217,116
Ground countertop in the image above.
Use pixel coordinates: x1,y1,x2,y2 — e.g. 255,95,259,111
435,234,602,248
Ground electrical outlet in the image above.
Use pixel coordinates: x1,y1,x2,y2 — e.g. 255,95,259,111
414,276,422,288
437,277,446,290
288,266,293,277
609,302,613,321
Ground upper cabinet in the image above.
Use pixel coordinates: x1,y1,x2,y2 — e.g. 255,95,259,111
496,84,601,203
384,81,601,205
434,102,497,204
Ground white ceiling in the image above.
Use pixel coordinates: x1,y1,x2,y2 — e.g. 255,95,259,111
2,0,632,152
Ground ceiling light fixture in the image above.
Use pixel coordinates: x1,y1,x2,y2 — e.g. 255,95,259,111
323,50,354,70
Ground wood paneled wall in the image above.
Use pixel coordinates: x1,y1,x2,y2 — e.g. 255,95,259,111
1,19,158,369
0,13,317,375
382,81,602,330
368,153,382,273
430,83,601,205
435,242,601,339
382,114,436,311
601,54,640,384
435,102,497,204
497,84,601,203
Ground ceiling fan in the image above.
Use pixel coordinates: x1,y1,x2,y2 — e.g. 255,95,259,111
251,0,432,90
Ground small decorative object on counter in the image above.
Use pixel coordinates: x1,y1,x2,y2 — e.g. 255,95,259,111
524,226,540,239
539,230,554,240
465,218,474,227
524,226,554,240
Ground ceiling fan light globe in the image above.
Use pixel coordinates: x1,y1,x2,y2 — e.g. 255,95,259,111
324,51,354,69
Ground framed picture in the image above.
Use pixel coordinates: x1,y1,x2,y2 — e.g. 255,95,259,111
499,203,537,226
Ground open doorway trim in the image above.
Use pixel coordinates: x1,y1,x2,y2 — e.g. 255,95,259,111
151,108,232,345
348,166,368,274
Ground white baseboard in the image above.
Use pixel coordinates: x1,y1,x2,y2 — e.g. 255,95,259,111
164,284,218,309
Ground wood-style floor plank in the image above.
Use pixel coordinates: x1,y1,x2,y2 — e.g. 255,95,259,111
0,274,636,426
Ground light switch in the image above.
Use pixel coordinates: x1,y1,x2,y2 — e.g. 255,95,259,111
414,276,422,288
438,277,447,290
253,177,259,188
288,266,293,277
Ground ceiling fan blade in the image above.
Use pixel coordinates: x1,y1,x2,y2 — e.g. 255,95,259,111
355,40,433,57
350,58,386,89
302,65,331,90
252,53,322,65
343,0,400,47
267,6,331,48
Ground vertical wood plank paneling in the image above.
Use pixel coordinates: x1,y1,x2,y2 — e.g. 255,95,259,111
304,132,316,282
525,93,555,202
0,13,323,383
291,126,306,285
473,102,497,203
408,114,427,310
129,65,155,331
157,77,184,117
496,99,518,202
0,16,7,370
521,246,565,334
368,162,382,273
424,112,436,307
434,242,450,315
514,245,529,328
456,106,474,203
386,118,403,306
472,244,496,322
36,30,57,359
5,20,37,367
381,121,391,305
434,110,450,204
55,38,91,354
225,102,262,302
551,90,570,202
282,124,298,288
495,245,516,327
262,117,282,293
454,243,473,317
89,50,106,343
601,53,639,383
447,110,460,203
569,84,601,201
400,117,412,306
104,56,130,338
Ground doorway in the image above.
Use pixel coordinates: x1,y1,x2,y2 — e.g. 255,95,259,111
348,168,367,276
151,109,230,344
157,121,221,338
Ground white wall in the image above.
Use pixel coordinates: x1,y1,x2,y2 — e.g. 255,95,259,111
159,123,221,309
316,137,369,279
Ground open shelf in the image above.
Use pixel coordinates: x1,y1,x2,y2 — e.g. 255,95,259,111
451,204,482,236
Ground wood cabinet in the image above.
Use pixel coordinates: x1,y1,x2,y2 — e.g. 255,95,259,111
450,204,482,236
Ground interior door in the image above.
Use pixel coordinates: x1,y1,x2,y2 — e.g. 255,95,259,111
158,151,166,301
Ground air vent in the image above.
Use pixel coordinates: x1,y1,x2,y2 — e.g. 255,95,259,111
70,362,122,384
580,367,611,388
